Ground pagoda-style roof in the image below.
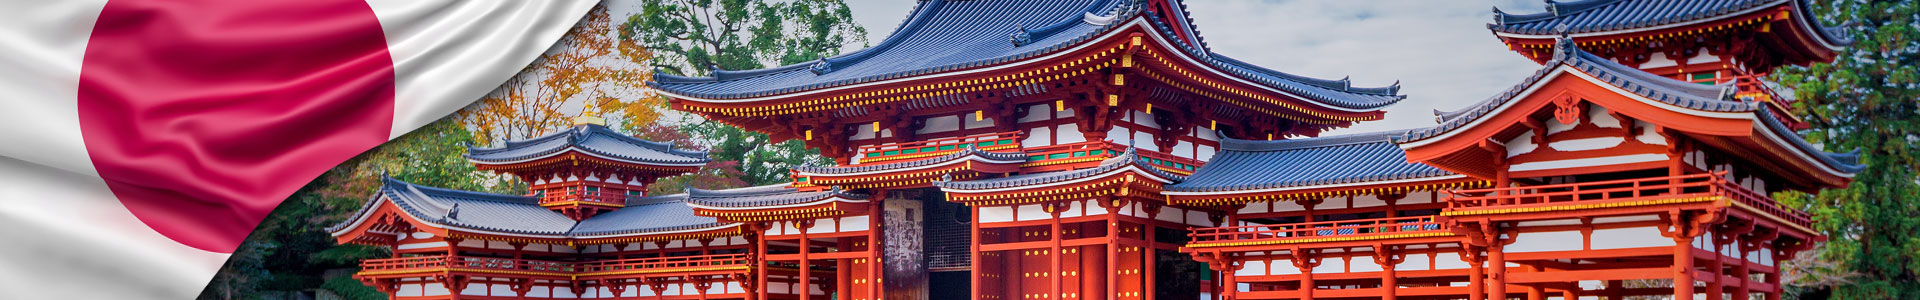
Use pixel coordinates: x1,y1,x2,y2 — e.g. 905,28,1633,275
466,124,709,167
1490,0,1850,48
935,148,1184,205
681,184,871,210
1166,131,1475,205
794,147,1027,189
1392,39,1862,188
654,0,1401,113
328,177,737,243
1404,45,1752,144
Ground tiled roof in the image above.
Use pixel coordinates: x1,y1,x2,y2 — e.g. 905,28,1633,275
466,124,709,166
327,177,732,238
1395,38,1863,176
652,0,1402,110
1755,109,1865,174
682,184,870,209
1489,0,1850,46
1397,39,1752,143
796,147,1027,175
933,147,1184,190
572,195,729,237
1168,130,1456,193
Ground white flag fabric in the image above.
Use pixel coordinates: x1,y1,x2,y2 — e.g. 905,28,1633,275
0,0,596,298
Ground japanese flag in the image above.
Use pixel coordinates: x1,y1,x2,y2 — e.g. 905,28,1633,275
0,0,595,298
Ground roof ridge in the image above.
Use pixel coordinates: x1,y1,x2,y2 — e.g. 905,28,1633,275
1219,130,1410,152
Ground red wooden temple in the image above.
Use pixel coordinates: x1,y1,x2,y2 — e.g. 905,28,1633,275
333,0,1860,299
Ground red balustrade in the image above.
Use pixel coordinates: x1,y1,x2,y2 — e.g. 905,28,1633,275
1020,141,1203,172
576,253,750,273
358,253,750,276
1188,216,1446,245
359,255,449,272
1444,172,1811,229
855,131,1023,164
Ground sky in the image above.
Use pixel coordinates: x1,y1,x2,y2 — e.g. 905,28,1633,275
844,0,1548,135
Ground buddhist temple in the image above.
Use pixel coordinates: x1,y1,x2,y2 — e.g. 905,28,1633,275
332,0,1859,299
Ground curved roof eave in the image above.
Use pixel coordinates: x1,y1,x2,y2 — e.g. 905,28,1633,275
1488,0,1851,49
654,0,1405,114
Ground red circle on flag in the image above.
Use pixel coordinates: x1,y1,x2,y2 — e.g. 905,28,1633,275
77,0,396,252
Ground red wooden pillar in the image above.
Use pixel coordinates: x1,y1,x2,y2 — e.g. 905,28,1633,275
1469,254,1485,300
868,200,883,300
1296,255,1315,300
838,237,853,300
799,220,813,300
1375,248,1398,300
1675,236,1696,300
1050,203,1064,300
1106,207,1120,300
1143,211,1157,300
1734,241,1753,300
1526,265,1544,300
1710,239,1726,300
1605,280,1624,300
1490,243,1507,300
1220,258,1238,300
756,223,770,300
972,206,984,300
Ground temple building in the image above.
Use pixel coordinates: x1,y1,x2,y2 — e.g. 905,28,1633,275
331,0,1859,299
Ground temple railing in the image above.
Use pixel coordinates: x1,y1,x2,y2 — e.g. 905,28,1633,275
575,253,750,273
1187,216,1446,246
358,253,750,276
1444,172,1810,229
1021,142,1117,167
1020,141,1203,172
358,255,449,273
854,131,1022,164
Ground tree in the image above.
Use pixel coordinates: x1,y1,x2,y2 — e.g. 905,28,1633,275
199,120,510,300
620,0,868,185
1771,1,1920,299
460,3,663,145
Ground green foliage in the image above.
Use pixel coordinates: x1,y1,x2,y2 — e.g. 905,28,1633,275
621,0,866,185
1771,0,1920,299
621,0,866,76
321,275,389,300
199,121,503,299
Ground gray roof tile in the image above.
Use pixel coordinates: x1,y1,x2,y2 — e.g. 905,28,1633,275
653,0,1402,110
1167,130,1455,193
467,124,709,166
1490,0,1850,46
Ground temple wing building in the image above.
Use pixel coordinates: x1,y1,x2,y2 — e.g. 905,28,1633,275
333,1,1858,300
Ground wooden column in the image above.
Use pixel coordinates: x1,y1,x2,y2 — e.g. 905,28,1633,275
1106,205,1120,300
1294,251,1315,300
1374,245,1400,300
838,237,853,300
799,220,813,300
1050,203,1065,300
972,206,984,300
1734,241,1753,300
1469,247,1485,300
1710,239,1726,300
1675,236,1696,300
756,224,770,300
1490,243,1508,300
1143,207,1158,300
1220,257,1238,300
869,200,883,300
1605,280,1625,300
1526,265,1544,300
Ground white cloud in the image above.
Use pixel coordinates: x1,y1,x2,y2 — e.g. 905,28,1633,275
845,0,1549,135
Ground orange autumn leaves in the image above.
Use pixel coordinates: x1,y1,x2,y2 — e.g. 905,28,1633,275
458,4,666,146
